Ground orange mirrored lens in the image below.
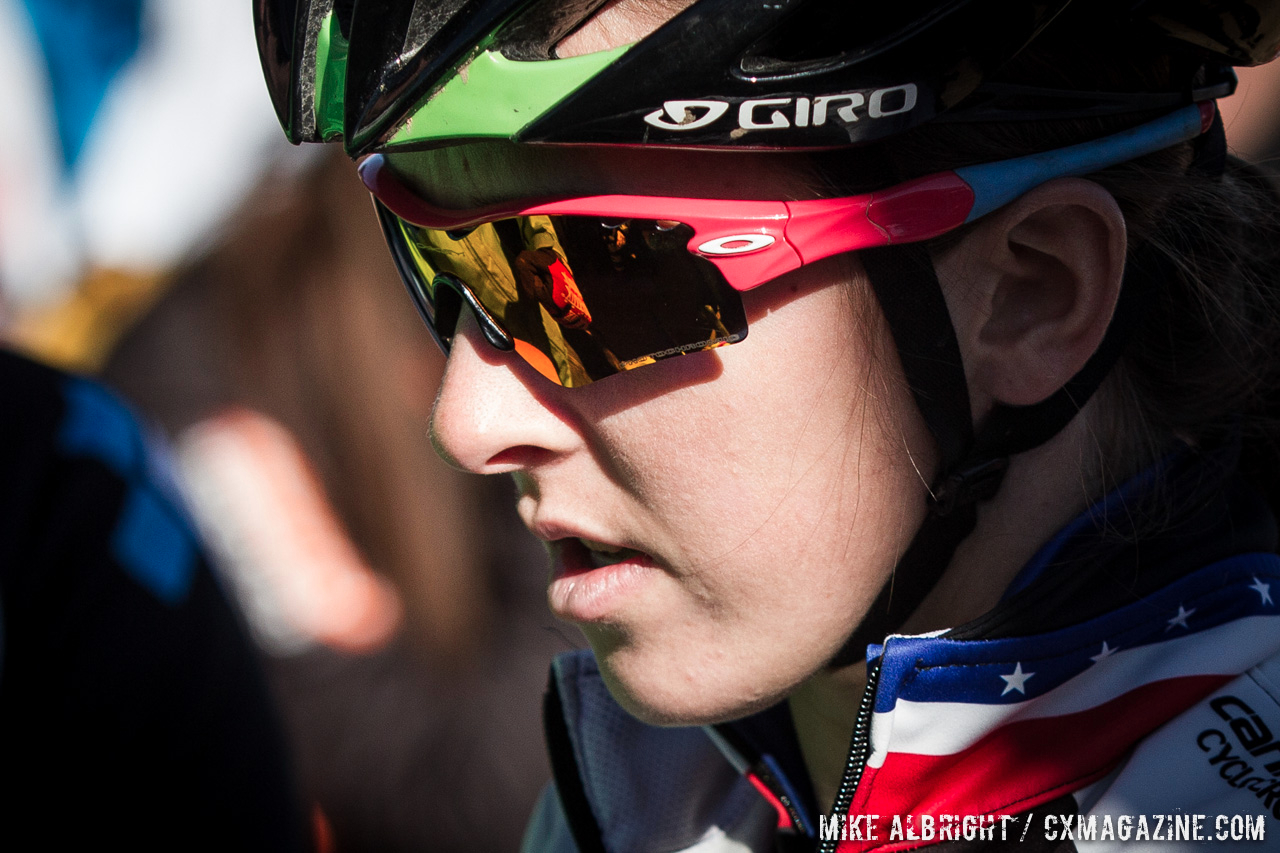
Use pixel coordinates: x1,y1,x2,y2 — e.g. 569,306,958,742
391,211,748,388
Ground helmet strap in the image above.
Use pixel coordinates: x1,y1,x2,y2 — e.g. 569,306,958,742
827,241,976,668
829,235,1155,669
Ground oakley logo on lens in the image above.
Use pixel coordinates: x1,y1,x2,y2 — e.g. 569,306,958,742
697,234,776,256
644,85,918,133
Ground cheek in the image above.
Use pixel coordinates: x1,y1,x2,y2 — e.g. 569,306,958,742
602,273,923,557
576,272,932,723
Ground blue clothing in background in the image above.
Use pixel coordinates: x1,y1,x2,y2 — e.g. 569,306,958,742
20,0,143,169
0,348,310,851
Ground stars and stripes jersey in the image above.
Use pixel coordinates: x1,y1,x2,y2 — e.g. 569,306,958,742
523,440,1280,853
0,350,309,850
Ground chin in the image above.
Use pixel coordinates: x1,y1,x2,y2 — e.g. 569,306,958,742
584,628,790,727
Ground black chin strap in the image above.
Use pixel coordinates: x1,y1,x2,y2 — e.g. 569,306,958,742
829,241,978,667
828,104,1226,669
829,233,1162,668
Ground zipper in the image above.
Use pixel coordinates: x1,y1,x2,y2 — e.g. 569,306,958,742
816,654,884,853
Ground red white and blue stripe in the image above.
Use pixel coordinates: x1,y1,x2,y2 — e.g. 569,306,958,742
829,555,1280,851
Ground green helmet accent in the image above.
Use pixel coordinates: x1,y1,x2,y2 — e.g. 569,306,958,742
384,44,629,151
313,10,347,143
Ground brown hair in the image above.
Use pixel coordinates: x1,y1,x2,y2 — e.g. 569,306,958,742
830,12,1280,512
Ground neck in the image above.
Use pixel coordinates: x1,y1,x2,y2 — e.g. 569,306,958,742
789,403,1109,811
788,662,866,812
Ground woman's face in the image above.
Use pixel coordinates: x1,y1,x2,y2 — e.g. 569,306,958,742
421,143,934,725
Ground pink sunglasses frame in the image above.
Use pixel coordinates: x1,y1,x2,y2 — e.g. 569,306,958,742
359,154,973,292
359,101,1211,293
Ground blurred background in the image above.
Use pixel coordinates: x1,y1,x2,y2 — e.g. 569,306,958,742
0,1,571,851
1,1,1278,850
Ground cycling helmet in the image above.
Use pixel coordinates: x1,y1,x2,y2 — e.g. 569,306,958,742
253,0,1280,659
255,0,1277,153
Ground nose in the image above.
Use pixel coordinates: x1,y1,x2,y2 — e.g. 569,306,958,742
430,312,579,475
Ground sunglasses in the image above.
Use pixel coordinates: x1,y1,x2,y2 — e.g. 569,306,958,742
363,103,1212,388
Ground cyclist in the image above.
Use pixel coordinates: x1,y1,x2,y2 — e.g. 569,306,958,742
255,1,1280,849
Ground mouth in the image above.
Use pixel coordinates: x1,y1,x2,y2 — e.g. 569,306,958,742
579,538,645,570
547,536,660,622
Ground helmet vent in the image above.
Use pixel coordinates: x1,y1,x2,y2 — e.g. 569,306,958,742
333,0,355,38
401,0,468,65
498,0,614,61
741,0,969,77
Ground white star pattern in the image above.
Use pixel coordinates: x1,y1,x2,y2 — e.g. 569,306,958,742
1000,662,1035,696
1166,605,1195,631
1091,641,1119,663
1250,576,1274,607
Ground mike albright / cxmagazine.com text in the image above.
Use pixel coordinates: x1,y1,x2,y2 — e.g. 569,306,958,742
818,812,1268,844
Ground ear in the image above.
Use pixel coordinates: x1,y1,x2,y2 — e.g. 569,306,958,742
935,177,1127,414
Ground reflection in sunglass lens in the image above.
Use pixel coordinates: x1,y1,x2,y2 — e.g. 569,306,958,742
378,203,749,388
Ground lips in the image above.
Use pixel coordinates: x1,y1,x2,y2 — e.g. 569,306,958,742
546,536,660,623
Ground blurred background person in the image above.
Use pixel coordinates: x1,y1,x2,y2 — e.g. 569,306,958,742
0,348,311,851
104,151,566,852
1,0,566,850
0,1,308,848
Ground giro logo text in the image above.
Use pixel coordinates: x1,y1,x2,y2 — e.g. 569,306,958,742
643,84,918,133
